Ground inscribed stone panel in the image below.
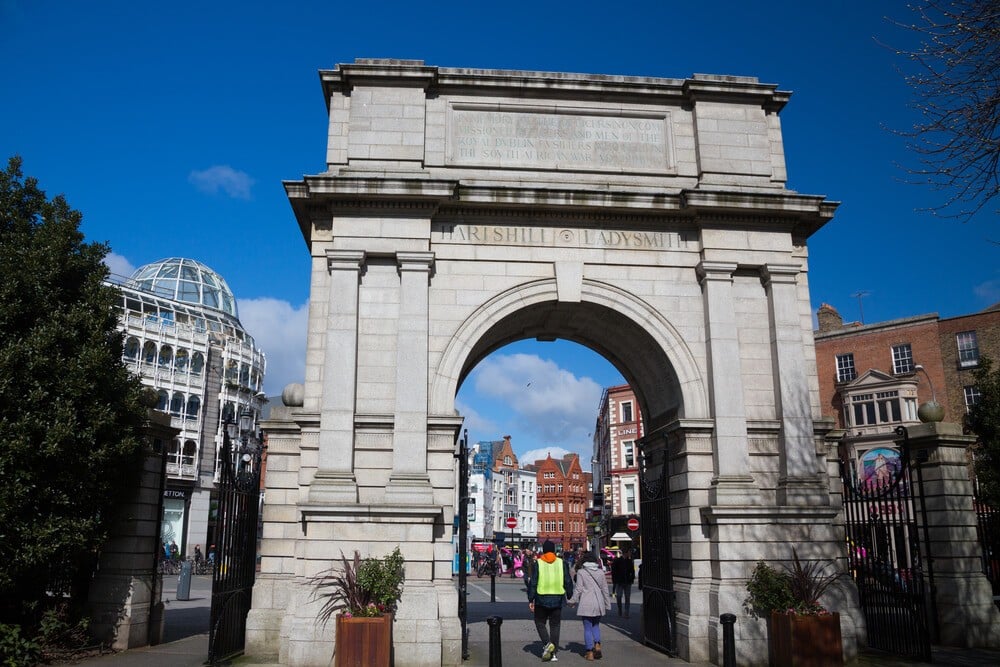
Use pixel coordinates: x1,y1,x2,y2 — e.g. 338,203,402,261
446,104,674,174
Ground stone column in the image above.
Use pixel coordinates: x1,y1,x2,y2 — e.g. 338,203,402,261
309,249,365,504
762,264,827,506
905,421,1000,647
386,251,435,505
697,261,757,504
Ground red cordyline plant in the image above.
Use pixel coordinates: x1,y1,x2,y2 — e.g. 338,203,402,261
311,548,406,624
744,548,841,617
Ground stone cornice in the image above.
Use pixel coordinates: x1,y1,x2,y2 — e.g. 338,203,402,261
319,60,791,110
287,175,836,245
300,503,443,526
700,505,840,525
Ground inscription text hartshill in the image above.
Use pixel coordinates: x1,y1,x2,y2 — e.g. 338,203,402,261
449,108,670,172
436,224,692,250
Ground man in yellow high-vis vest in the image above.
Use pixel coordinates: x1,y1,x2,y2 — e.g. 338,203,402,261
526,540,574,662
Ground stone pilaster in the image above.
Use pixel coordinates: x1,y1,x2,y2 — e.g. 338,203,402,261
697,261,758,504
762,264,827,506
309,249,365,504
385,251,435,505
905,421,1000,647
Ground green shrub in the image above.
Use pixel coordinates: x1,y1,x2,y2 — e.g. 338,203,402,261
0,623,40,667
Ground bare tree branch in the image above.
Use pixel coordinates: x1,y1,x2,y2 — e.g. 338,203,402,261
884,0,1000,221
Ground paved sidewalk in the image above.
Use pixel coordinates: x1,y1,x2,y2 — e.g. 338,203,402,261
55,574,1000,666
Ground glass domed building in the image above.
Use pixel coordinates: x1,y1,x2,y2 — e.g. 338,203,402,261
111,257,267,557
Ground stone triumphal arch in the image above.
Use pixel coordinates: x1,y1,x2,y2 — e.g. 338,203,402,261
247,60,861,666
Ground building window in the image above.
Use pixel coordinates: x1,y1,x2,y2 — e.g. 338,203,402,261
625,484,636,514
504,455,512,466
124,337,139,360
957,331,980,367
623,441,635,467
892,344,914,374
557,484,563,493
965,386,981,412
849,391,903,427
621,401,633,423
559,521,564,532
836,353,857,382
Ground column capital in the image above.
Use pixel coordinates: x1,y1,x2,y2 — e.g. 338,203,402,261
761,263,800,286
396,251,435,273
326,249,366,273
696,261,738,284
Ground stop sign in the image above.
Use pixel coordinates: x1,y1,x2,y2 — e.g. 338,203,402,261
505,517,517,529
627,518,639,531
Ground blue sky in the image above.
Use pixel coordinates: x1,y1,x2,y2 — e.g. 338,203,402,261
3,1,996,466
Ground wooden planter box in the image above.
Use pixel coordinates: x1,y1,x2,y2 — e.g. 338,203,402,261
771,611,843,667
334,613,393,667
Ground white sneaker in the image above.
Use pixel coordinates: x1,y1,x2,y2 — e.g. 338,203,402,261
542,642,556,661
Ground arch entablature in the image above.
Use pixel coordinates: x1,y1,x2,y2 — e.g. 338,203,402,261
429,277,708,427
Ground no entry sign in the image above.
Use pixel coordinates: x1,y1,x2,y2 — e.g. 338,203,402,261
505,516,517,529
627,517,639,531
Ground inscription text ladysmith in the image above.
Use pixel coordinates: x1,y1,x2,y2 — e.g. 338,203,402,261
437,224,692,250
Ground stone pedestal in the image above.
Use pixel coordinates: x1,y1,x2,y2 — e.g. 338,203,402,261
905,421,1000,647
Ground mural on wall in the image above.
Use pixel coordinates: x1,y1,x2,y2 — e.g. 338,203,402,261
861,447,902,488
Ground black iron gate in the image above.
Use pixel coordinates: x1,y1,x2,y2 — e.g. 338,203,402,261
455,429,470,661
207,421,264,665
973,477,1000,608
841,427,932,661
638,440,676,655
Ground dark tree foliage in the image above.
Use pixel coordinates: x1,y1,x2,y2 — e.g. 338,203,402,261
0,157,148,626
968,356,1000,506
888,0,1000,221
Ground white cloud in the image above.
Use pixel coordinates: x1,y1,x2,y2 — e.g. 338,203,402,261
455,398,499,437
188,165,255,199
103,252,136,280
237,297,309,396
973,278,1000,307
519,446,574,468
471,353,602,460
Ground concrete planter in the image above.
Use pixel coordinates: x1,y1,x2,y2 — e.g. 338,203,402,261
771,611,843,667
334,613,392,667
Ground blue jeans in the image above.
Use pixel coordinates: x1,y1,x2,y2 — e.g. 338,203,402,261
582,616,602,650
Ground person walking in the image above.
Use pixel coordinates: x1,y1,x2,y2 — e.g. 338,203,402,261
610,547,635,618
567,551,613,661
527,540,574,662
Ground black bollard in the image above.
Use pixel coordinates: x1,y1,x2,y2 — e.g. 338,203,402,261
490,571,496,602
487,615,503,667
720,613,736,667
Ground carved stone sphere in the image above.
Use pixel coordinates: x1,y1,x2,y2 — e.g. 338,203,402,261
917,400,944,423
281,383,305,407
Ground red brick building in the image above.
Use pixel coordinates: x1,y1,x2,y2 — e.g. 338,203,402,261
533,453,590,552
814,302,1000,480
592,384,643,548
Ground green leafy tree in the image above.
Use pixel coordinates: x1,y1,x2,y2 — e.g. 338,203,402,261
968,356,1000,506
887,0,1000,221
0,156,148,626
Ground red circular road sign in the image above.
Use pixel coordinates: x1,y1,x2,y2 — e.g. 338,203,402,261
627,518,639,531
505,517,517,529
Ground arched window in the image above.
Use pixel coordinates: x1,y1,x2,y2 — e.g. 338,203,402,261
182,440,197,466
175,349,189,372
170,392,184,416
186,395,201,420
191,352,204,375
124,337,139,360
158,345,173,367
156,390,169,412
168,439,181,465
142,341,157,364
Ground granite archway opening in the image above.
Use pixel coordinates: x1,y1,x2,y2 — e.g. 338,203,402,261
449,296,686,655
